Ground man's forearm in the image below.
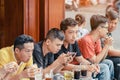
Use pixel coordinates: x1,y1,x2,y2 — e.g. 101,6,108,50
108,48,120,57
43,59,64,75
96,45,109,63
0,68,7,80
7,70,28,80
76,56,90,64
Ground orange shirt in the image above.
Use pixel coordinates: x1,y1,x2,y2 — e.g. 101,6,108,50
78,34,102,59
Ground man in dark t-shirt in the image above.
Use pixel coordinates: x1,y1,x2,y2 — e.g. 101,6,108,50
33,28,74,75
54,41,81,63
54,18,99,73
33,41,54,68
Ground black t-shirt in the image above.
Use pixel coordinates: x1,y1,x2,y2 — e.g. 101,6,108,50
54,41,81,60
33,41,54,68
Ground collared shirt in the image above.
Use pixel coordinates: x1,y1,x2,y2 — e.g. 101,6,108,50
0,46,33,75
54,41,81,60
33,41,54,68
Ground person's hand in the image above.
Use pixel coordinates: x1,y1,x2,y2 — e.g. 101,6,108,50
90,64,100,77
3,62,18,73
104,36,113,46
57,53,74,66
23,65,40,78
87,64,100,73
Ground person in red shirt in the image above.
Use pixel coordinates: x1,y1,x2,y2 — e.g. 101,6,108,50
78,14,115,80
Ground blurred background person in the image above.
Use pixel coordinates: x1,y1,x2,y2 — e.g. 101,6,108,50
105,9,120,80
75,14,89,40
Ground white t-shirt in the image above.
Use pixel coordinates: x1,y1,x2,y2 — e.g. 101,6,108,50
77,27,89,40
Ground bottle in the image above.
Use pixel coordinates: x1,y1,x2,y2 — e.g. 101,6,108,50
50,69,53,79
45,69,53,80
35,67,43,80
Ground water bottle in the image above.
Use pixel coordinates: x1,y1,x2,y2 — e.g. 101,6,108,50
35,67,43,80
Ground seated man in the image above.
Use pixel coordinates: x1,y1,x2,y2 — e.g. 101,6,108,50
105,9,120,79
0,34,39,80
54,18,99,77
33,28,73,75
78,14,114,80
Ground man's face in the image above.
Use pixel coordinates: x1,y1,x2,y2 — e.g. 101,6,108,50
47,38,63,54
108,18,118,32
64,25,79,44
16,42,34,62
99,23,109,38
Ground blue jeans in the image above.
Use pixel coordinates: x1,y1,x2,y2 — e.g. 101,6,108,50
101,59,114,80
107,56,120,80
95,59,114,80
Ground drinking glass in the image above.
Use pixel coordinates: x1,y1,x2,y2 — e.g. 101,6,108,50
79,63,92,80
45,70,53,80
35,73,42,80
53,73,64,80
73,68,80,80
64,71,73,80
35,67,43,80
45,73,52,80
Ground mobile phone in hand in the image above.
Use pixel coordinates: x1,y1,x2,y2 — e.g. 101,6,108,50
69,52,76,57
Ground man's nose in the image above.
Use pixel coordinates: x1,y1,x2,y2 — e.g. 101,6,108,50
58,46,61,50
73,33,77,39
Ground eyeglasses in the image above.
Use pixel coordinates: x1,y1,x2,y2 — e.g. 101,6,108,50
101,26,108,29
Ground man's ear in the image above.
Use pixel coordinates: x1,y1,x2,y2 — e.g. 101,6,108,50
46,39,51,45
97,26,102,32
14,48,20,54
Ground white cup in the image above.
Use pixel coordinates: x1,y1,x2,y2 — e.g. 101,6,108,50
35,73,42,80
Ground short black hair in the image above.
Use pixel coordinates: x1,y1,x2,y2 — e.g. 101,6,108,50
90,14,108,30
60,18,78,32
45,28,64,41
14,34,34,50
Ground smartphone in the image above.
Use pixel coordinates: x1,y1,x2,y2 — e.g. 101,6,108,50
69,52,76,57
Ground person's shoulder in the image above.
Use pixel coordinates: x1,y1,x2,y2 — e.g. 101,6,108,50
0,46,13,62
80,34,90,41
0,46,13,54
33,41,43,55
34,41,44,49
37,41,43,46
78,34,92,44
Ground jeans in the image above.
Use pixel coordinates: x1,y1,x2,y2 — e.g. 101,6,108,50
108,56,120,80
95,59,114,80
96,63,110,80
101,59,114,80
